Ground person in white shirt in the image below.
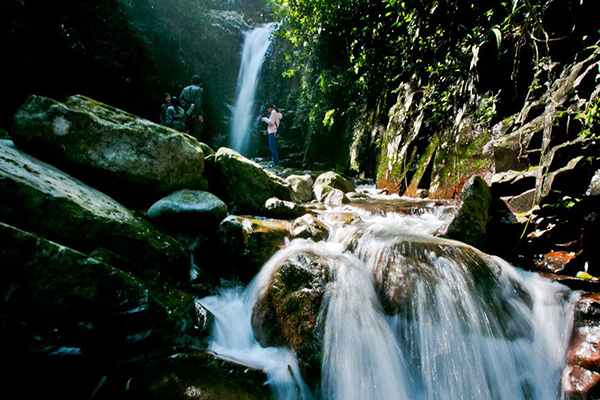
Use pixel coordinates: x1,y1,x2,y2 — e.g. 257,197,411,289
262,104,283,166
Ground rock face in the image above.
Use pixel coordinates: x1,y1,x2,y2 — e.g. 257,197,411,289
0,140,189,281
252,251,331,383
147,189,228,230
215,215,292,281
11,95,207,204
445,175,492,248
213,148,294,213
0,221,210,399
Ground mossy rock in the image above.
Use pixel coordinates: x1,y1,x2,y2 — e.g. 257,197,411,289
251,251,331,385
215,215,292,282
213,147,293,213
313,171,355,194
0,221,211,399
445,175,492,248
0,140,189,281
11,94,207,205
147,189,228,230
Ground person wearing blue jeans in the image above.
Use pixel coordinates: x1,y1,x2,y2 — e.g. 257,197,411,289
262,105,283,166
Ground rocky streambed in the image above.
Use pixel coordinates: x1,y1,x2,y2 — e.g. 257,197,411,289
2,94,600,399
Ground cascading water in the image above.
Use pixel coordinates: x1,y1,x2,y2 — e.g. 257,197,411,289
229,23,275,156
200,190,577,400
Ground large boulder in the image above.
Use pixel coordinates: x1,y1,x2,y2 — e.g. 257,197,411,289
11,95,207,204
215,215,292,281
0,140,189,281
445,175,492,248
147,189,228,231
252,251,331,383
0,221,210,399
213,148,294,213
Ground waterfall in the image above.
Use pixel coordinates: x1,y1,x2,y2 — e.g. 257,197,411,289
229,23,275,156
199,191,576,400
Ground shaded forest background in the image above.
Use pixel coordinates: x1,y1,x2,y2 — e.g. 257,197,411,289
1,0,272,143
2,0,600,174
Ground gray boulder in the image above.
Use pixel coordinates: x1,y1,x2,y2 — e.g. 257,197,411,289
147,189,228,230
313,171,355,194
314,185,350,204
213,148,294,213
0,140,189,281
286,174,314,203
11,95,207,204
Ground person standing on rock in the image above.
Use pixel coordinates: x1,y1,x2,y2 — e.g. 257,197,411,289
179,74,204,141
262,104,283,166
165,96,187,132
159,93,171,126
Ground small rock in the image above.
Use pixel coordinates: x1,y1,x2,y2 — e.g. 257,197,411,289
314,185,350,204
264,197,307,219
292,214,329,241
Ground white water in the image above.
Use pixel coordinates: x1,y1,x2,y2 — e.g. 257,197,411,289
199,194,576,400
229,23,275,156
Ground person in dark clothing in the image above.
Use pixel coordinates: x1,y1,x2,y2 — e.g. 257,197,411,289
180,74,204,141
165,96,187,132
159,93,171,126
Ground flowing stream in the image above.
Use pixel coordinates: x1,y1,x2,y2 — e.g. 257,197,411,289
200,190,576,400
229,23,275,156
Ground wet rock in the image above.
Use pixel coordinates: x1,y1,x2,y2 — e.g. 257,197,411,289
292,214,329,241
562,365,600,400
11,95,207,205
216,215,292,282
95,348,270,400
252,251,331,383
147,189,228,231
0,140,189,281
445,175,492,248
535,250,581,274
213,148,294,213
264,197,308,219
313,185,350,204
313,171,355,194
0,222,211,399
286,174,314,203
198,141,215,157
